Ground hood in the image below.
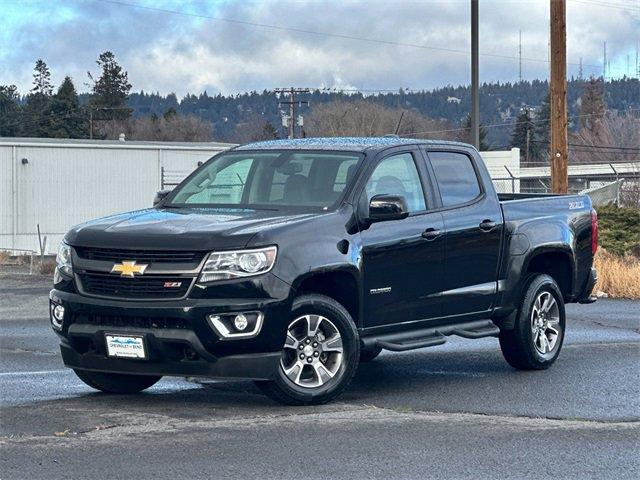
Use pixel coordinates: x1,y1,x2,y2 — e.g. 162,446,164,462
64,207,316,251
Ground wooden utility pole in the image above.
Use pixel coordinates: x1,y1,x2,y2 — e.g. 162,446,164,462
550,0,568,193
275,87,310,139
470,0,480,149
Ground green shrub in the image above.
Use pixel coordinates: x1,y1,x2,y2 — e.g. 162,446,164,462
596,205,640,257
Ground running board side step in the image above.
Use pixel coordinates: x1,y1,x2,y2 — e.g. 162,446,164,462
362,320,500,353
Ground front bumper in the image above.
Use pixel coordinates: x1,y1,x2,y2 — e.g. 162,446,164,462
60,337,280,380
50,273,293,380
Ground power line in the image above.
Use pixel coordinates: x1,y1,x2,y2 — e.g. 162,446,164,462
531,140,640,152
400,107,640,137
569,0,640,11
93,0,603,69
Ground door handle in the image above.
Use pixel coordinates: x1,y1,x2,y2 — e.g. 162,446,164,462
421,227,442,240
479,219,496,231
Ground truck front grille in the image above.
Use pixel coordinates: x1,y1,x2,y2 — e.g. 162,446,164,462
77,273,193,299
75,247,205,264
73,314,188,329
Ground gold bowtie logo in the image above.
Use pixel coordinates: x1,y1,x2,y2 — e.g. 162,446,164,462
111,260,148,277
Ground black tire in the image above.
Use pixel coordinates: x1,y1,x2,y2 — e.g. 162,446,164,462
499,274,566,370
359,345,383,362
74,369,161,394
255,294,360,406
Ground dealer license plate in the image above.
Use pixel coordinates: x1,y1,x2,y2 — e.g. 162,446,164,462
105,334,147,359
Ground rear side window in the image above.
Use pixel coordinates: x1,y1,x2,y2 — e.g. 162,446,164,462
428,152,481,207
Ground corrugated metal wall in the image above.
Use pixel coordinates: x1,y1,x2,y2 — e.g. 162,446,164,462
0,140,233,253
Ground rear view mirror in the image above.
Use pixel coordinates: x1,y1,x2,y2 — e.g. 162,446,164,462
367,194,409,223
153,190,171,207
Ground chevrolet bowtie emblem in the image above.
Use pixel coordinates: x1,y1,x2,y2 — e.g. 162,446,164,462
111,260,148,277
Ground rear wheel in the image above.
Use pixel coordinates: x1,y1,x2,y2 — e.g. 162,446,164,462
255,294,359,405
74,369,161,394
499,274,566,370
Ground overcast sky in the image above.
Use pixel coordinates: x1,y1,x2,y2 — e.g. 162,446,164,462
1,0,638,97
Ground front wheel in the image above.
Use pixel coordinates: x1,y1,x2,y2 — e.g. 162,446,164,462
255,294,360,405
499,274,566,370
74,369,161,394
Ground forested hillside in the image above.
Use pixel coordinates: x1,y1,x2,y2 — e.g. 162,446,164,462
114,77,639,147
2,52,638,148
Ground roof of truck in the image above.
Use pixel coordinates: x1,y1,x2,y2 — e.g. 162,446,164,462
234,137,472,152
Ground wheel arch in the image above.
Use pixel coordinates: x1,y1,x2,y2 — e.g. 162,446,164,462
292,266,362,328
522,246,575,301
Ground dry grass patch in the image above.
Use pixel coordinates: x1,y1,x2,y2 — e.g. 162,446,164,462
594,250,640,299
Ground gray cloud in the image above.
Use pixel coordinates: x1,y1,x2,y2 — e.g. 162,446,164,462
2,0,638,97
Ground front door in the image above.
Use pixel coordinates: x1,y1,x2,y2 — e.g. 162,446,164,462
359,151,445,329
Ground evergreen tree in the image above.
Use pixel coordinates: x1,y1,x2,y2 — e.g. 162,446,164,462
510,108,538,163
579,76,606,135
163,107,178,120
0,85,21,137
88,51,132,121
23,60,55,137
262,121,278,140
456,114,490,150
49,77,89,138
31,59,53,96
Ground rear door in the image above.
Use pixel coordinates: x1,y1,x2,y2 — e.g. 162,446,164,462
359,149,445,329
423,149,503,317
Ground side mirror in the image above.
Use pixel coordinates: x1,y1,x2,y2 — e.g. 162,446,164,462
153,190,171,207
367,194,409,223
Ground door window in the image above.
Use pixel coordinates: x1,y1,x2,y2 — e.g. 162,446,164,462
364,153,426,212
429,152,481,207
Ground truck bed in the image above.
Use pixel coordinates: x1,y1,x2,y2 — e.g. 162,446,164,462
498,192,589,222
498,192,564,201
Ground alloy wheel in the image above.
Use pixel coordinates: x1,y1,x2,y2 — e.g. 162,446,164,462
280,314,344,388
531,291,561,355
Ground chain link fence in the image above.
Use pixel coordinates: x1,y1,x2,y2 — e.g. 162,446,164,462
491,160,640,207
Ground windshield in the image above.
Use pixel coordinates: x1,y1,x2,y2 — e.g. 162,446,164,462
167,150,361,209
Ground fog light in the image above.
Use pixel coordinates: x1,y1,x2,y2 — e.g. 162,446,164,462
53,305,65,321
50,303,65,330
234,314,248,331
207,311,264,339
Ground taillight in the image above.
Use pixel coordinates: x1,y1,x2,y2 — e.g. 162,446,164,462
591,209,598,254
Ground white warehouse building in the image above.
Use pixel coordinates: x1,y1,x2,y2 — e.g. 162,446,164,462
0,137,520,254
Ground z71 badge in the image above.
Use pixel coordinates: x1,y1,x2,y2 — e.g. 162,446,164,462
569,200,584,210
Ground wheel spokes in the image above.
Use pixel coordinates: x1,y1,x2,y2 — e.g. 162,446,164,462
312,362,335,386
284,332,299,350
305,315,321,338
321,334,343,353
539,333,550,353
542,294,556,314
284,361,304,384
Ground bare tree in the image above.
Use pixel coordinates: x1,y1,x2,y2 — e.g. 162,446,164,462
233,114,280,143
304,100,453,140
97,114,213,142
571,111,640,164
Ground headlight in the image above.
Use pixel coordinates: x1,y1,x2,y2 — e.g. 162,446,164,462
198,246,277,283
56,242,72,276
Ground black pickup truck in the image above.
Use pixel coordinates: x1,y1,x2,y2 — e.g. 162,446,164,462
50,137,598,405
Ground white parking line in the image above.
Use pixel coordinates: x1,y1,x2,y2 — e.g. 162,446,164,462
0,369,68,377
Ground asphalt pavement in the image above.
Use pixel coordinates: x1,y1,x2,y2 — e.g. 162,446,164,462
1,273,638,479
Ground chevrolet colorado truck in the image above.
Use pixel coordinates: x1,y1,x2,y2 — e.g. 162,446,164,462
50,137,598,405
